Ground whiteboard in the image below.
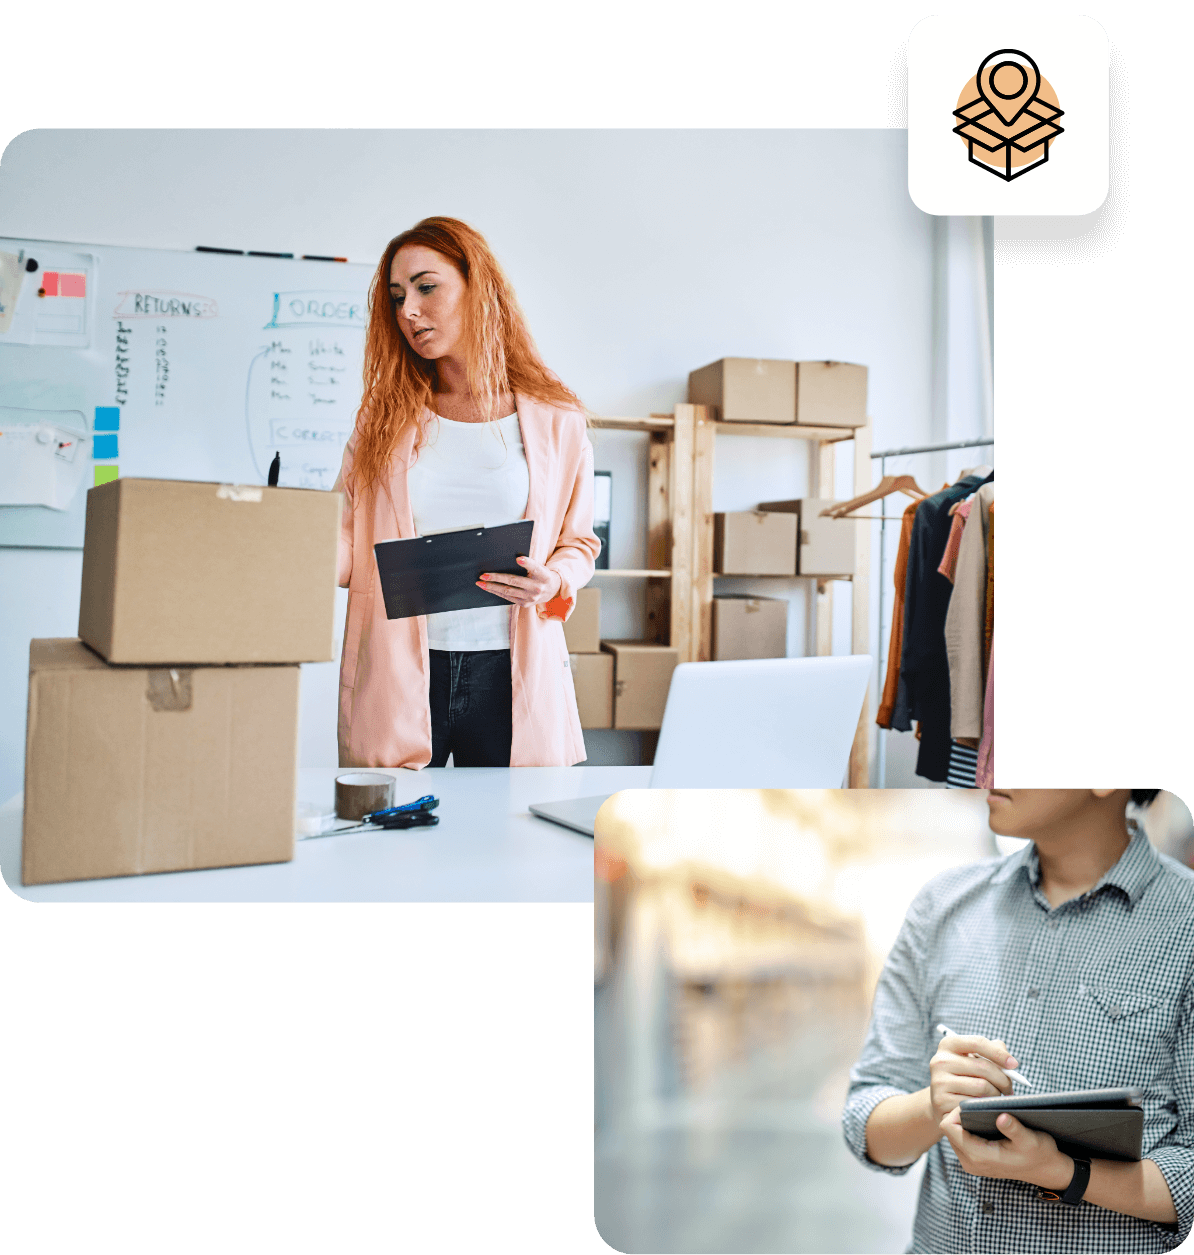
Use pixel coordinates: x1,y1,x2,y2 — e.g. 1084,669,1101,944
0,237,374,547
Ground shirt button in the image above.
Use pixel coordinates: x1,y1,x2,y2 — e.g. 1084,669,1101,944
1027,987,1040,998
981,1202,995,1215
1108,1004,1122,1018
1048,919,1059,930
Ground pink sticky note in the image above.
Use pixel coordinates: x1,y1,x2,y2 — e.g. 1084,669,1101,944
59,272,86,297
41,271,59,296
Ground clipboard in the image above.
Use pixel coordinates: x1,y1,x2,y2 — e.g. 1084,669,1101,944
960,1087,1144,1161
374,520,535,620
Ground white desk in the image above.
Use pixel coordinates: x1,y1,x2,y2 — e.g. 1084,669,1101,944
0,765,651,903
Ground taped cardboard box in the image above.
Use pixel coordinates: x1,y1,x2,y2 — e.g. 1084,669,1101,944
601,641,679,730
757,498,857,577
795,361,868,428
713,511,797,576
688,358,796,425
569,651,613,729
79,477,340,664
563,586,601,653
712,595,788,661
22,639,299,886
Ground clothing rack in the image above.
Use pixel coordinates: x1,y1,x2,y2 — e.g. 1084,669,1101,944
869,436,994,788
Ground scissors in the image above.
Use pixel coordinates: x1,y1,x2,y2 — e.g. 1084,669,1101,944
308,795,440,838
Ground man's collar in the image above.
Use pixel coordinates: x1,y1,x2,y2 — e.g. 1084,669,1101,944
990,819,1162,907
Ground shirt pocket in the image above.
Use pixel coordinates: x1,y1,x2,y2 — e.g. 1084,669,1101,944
1081,981,1175,1043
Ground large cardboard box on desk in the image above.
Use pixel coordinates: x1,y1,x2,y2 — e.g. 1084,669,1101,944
794,361,868,428
712,595,788,661
713,511,798,576
756,498,857,576
78,477,340,664
688,358,796,424
601,641,679,730
22,639,299,886
563,586,601,653
569,651,613,728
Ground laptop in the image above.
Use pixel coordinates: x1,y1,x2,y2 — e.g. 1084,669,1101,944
529,654,872,837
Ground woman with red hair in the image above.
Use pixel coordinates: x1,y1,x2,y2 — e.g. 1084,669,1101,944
334,216,600,768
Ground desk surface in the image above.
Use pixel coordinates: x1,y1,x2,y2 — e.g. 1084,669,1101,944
1,765,650,903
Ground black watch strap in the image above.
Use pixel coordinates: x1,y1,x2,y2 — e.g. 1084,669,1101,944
1038,1158,1092,1207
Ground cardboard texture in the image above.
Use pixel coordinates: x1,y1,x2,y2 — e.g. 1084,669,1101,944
569,651,613,729
795,361,868,428
712,596,789,661
713,511,798,576
22,639,299,885
601,641,679,730
756,498,857,576
563,586,602,653
688,358,796,425
79,478,340,664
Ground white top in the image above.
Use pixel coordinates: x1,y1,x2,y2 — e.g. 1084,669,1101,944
406,411,530,650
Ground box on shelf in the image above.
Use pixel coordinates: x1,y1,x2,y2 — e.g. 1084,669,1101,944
563,586,601,653
569,651,613,729
78,477,340,664
713,511,797,576
22,638,299,886
757,498,857,577
688,358,796,425
600,641,680,730
712,595,789,661
794,361,868,428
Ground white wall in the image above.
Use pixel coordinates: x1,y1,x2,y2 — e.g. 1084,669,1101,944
0,129,989,795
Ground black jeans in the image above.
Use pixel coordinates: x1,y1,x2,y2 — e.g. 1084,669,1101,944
428,649,513,767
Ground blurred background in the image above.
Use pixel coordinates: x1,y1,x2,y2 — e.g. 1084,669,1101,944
594,789,1193,1254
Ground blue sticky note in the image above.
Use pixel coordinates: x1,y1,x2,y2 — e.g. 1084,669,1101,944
94,406,120,432
93,434,119,459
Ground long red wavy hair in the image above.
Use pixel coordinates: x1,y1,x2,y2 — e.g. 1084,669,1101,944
349,216,585,496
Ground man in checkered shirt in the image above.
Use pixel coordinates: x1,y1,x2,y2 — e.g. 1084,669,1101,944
842,789,1193,1253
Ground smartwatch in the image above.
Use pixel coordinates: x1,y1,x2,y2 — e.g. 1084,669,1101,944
1037,1157,1092,1207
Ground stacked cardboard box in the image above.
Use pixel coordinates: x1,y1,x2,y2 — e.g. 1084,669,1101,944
712,596,788,661
600,641,679,730
756,498,857,577
688,358,868,427
22,477,340,886
564,586,612,729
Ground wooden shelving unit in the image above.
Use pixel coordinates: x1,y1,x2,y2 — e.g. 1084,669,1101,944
590,403,873,787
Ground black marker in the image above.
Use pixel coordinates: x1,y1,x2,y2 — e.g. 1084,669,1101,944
196,246,244,255
248,251,295,259
302,255,349,262
268,452,281,487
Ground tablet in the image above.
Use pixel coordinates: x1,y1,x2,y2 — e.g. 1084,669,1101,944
960,1088,1144,1161
374,520,535,620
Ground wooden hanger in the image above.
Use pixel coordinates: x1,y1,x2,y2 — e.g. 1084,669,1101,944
820,474,928,518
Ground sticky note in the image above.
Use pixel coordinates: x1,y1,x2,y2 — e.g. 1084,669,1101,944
93,434,118,459
59,272,86,297
94,406,120,431
41,272,59,296
94,466,119,486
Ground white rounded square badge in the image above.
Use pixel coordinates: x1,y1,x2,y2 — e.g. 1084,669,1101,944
908,15,1109,215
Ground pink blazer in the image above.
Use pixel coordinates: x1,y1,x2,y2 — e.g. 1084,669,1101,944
333,395,600,768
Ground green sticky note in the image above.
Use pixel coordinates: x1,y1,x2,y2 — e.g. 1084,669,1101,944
94,466,119,486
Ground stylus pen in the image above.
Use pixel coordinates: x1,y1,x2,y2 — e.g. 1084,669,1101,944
936,1023,1035,1088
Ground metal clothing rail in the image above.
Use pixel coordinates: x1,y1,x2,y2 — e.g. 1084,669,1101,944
869,435,995,788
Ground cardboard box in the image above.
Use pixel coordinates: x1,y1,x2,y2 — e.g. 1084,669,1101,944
688,358,797,425
601,641,680,730
712,596,789,661
563,586,601,653
795,361,868,428
713,511,797,576
22,639,299,886
757,498,857,577
569,651,613,728
79,477,340,664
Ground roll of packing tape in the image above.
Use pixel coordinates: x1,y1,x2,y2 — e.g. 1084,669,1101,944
335,771,396,821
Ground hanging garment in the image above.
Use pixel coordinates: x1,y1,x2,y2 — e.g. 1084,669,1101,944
976,636,994,787
943,481,994,743
945,740,979,788
983,501,994,678
895,472,991,782
876,498,921,729
937,501,971,583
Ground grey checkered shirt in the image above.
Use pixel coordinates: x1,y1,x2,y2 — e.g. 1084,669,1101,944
842,822,1194,1253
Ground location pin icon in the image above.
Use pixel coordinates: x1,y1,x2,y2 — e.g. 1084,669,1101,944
976,49,1041,126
